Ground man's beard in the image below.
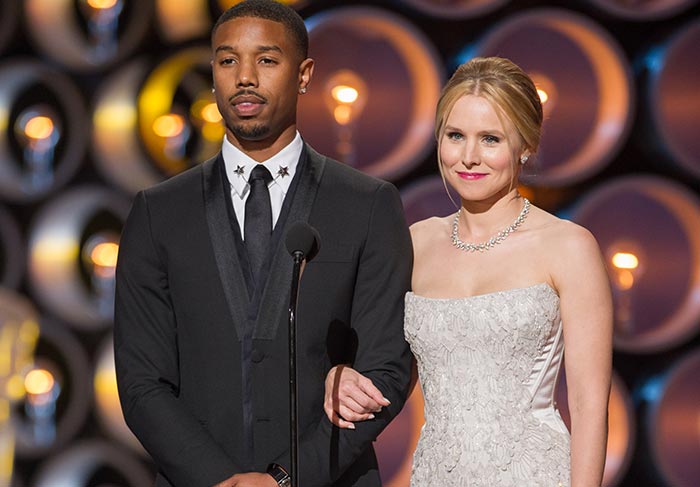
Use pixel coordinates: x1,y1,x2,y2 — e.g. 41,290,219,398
230,122,269,141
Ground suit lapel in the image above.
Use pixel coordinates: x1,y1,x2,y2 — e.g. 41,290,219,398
203,154,249,341
255,144,326,339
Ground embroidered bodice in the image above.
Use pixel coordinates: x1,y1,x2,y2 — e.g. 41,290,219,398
405,283,570,486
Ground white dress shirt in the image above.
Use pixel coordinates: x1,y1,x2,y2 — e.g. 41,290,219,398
222,132,303,239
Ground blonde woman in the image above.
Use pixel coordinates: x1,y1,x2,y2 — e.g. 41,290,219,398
324,57,612,486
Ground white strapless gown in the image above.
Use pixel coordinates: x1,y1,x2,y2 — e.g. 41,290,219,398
405,283,570,486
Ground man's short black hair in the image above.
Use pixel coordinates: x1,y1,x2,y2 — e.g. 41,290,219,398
212,0,309,59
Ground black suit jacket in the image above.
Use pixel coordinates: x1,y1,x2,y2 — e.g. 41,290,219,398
114,144,413,487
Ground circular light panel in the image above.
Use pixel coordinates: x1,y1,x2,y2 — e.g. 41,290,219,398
571,175,700,353
301,7,443,181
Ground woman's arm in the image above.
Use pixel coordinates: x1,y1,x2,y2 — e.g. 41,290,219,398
553,223,613,487
323,359,419,429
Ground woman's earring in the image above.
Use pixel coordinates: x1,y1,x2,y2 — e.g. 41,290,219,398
211,87,216,93
299,87,307,94
520,154,529,165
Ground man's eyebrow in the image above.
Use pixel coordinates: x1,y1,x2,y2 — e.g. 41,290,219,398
257,45,283,54
215,45,233,54
214,45,283,54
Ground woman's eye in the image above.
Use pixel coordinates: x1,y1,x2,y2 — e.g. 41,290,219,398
483,135,500,144
446,132,463,141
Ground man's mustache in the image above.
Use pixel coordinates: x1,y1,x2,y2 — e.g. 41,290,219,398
228,90,267,103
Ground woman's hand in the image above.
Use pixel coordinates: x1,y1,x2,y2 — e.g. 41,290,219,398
323,365,390,429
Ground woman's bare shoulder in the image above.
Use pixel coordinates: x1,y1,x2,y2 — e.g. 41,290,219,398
409,215,453,246
530,209,603,268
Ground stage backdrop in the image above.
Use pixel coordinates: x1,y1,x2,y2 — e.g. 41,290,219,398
0,1,698,486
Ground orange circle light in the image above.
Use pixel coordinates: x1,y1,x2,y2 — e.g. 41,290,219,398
333,106,352,125
24,116,54,140
24,368,55,396
90,242,119,268
87,0,119,10
614,269,635,290
152,114,185,138
201,103,222,123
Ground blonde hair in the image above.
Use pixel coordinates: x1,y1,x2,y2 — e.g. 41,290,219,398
435,57,543,198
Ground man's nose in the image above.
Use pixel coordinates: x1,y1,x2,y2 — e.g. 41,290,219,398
236,61,258,87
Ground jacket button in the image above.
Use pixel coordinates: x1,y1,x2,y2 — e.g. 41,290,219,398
251,349,265,363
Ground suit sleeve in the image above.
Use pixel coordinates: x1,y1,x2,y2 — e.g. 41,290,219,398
272,181,414,485
114,191,241,487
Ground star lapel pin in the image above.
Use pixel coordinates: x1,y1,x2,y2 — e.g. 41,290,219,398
277,166,290,178
234,165,245,177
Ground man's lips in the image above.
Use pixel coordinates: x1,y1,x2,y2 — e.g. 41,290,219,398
229,92,266,117
457,171,488,180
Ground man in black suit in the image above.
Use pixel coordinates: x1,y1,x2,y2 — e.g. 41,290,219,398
113,1,413,486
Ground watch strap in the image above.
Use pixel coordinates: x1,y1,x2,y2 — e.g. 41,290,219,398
266,463,291,486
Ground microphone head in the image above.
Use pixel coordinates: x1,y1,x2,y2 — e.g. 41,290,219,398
285,221,320,261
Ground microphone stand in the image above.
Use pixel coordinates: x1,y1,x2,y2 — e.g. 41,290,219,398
285,221,319,487
288,250,304,487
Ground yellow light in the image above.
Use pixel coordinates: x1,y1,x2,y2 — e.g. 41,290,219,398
87,0,119,9
94,369,119,397
19,320,40,345
32,238,81,279
202,122,225,142
537,88,549,105
24,369,55,396
333,106,352,126
6,375,26,401
201,103,222,123
611,252,639,270
94,103,137,132
24,116,54,140
0,325,14,376
90,242,119,269
331,85,359,104
153,114,185,138
0,399,9,423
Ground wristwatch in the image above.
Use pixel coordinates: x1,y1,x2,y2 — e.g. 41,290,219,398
266,463,291,487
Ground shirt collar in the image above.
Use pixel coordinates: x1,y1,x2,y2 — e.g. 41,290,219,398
222,132,303,199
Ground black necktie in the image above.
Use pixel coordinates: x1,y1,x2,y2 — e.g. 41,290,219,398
245,165,273,283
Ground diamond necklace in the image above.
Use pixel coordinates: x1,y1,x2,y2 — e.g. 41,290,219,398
451,198,530,252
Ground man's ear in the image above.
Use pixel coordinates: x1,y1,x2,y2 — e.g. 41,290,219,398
298,57,314,94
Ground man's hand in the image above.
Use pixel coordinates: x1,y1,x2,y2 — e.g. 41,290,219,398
213,472,277,487
323,365,390,429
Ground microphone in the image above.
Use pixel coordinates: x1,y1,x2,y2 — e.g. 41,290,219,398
284,221,320,487
285,221,320,262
